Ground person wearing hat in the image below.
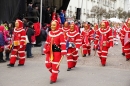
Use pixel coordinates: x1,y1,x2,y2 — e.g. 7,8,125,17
26,21,34,58
43,20,67,84
94,20,113,66
7,19,26,67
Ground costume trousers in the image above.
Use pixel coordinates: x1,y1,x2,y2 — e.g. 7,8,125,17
124,43,130,59
97,46,108,65
82,44,91,55
67,48,78,68
120,39,125,53
10,46,26,65
45,52,61,82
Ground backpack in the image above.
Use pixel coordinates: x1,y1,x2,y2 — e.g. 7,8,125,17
0,31,5,46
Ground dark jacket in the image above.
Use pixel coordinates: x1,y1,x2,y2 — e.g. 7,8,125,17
26,27,34,43
41,28,47,41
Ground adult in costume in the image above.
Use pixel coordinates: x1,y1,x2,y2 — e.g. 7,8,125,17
94,20,113,66
66,23,81,71
7,19,26,67
122,18,130,61
81,23,94,57
44,20,67,84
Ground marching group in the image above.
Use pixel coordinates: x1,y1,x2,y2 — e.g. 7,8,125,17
1,16,130,84
43,18,130,84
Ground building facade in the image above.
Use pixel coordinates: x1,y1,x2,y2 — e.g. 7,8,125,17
66,0,126,23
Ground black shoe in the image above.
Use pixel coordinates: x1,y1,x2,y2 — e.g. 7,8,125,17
42,54,45,55
27,56,34,58
0,60,6,63
7,64,14,67
122,53,125,56
88,53,91,56
50,81,56,84
83,54,86,57
126,58,130,61
102,64,106,66
18,64,24,66
67,68,71,71
6,58,10,61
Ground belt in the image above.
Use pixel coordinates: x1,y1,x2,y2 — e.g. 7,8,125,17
52,44,61,52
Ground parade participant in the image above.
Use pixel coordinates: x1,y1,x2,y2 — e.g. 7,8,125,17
7,19,26,67
94,20,113,66
81,23,94,57
113,24,120,45
122,18,130,61
44,20,67,84
60,21,70,40
93,23,98,50
119,24,125,56
66,23,81,71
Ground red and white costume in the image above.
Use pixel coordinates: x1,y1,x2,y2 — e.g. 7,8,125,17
94,20,113,66
44,20,67,83
113,26,120,45
60,23,70,41
119,25,125,55
81,24,94,56
66,23,81,69
122,18,130,60
93,24,99,50
9,20,26,65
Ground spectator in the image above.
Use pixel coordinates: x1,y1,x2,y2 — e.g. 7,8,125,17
60,10,65,24
26,21,34,58
27,2,33,17
45,6,51,24
41,24,47,55
32,5,40,22
0,26,6,63
42,5,46,26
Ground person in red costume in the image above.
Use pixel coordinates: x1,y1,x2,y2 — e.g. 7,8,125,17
44,20,67,84
81,23,94,57
122,18,130,61
119,24,125,56
7,19,26,67
93,23,99,50
94,20,113,66
60,21,70,40
66,23,81,71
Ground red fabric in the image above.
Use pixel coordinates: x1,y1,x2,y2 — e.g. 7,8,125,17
52,12,56,20
16,19,23,28
10,46,26,64
67,48,78,68
33,22,40,36
45,52,61,82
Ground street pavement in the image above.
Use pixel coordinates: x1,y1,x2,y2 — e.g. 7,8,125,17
0,42,130,86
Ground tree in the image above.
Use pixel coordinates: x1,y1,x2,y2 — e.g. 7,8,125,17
122,11,127,21
91,5,106,24
116,7,123,19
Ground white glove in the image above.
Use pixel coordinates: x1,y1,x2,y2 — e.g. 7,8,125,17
76,48,79,51
20,45,23,48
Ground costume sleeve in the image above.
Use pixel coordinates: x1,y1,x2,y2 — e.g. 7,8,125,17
94,31,99,45
60,33,67,55
43,35,50,54
20,30,26,46
89,30,94,41
75,33,82,49
108,29,113,47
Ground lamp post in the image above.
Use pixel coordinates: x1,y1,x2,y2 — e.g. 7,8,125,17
40,0,43,30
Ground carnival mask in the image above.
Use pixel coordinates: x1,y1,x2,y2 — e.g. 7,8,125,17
127,19,130,27
101,22,106,29
64,22,68,27
51,21,57,31
70,24,74,31
15,20,19,28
